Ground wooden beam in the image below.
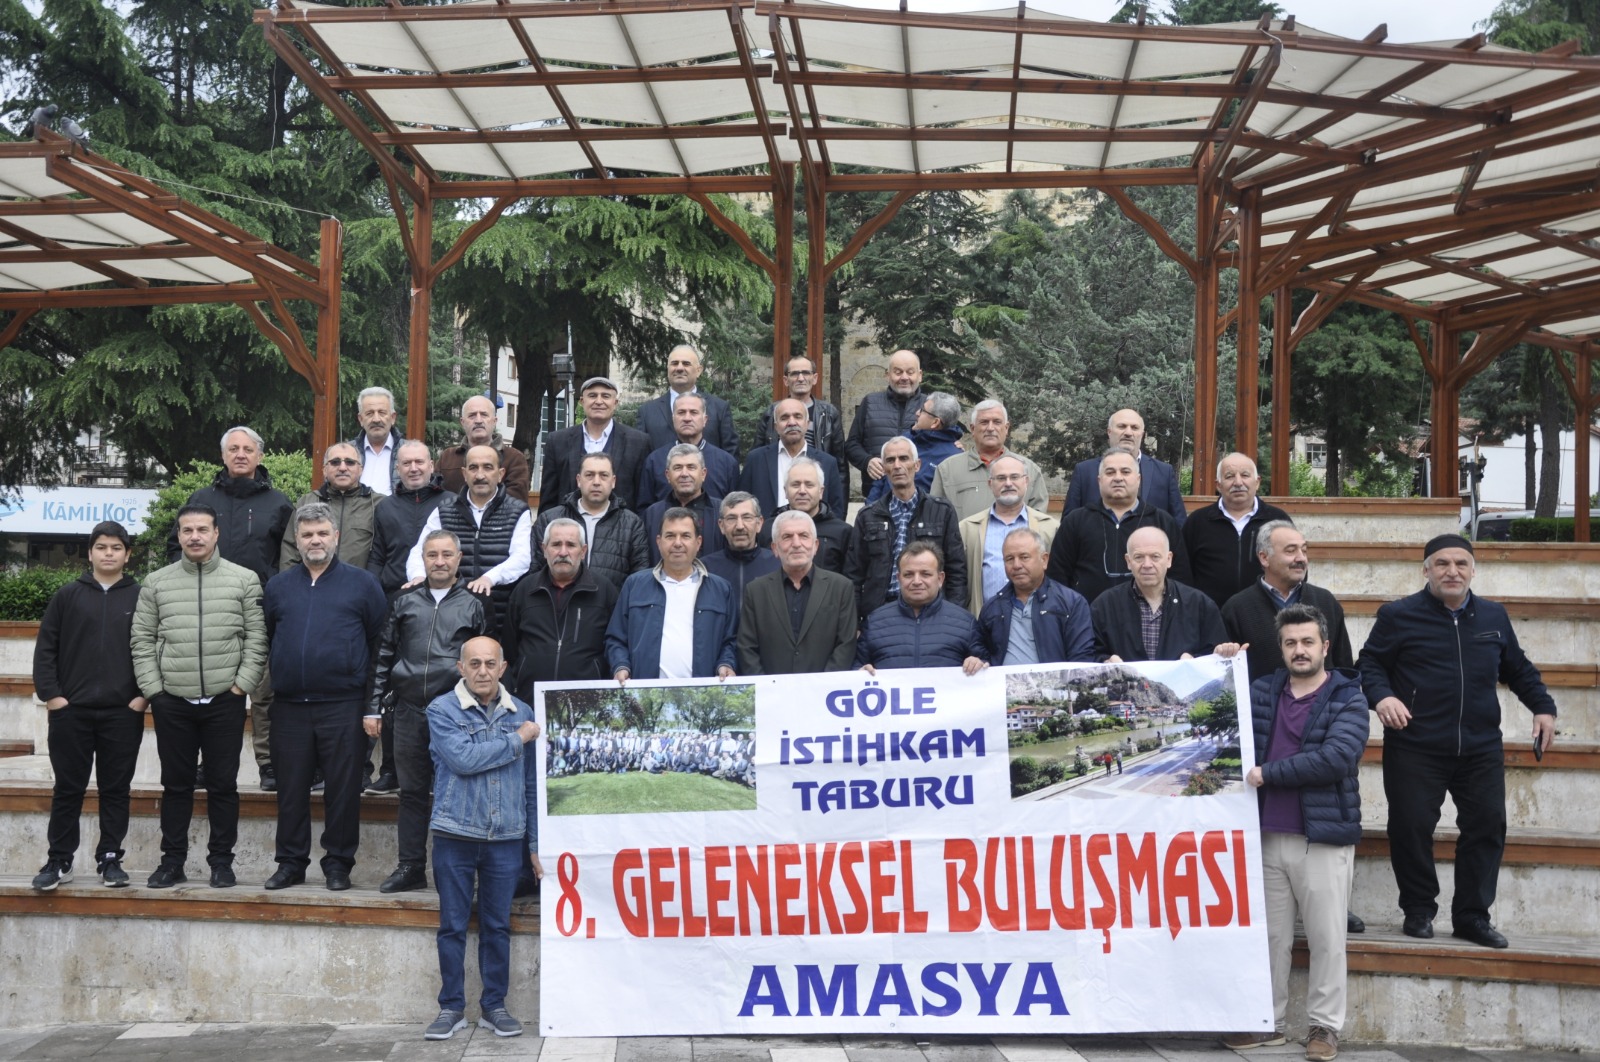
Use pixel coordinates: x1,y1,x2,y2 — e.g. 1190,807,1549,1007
323,66,770,90
771,164,796,396
1269,286,1292,495
824,190,915,278
1234,189,1263,460
1104,188,1197,279
1193,167,1221,497
405,174,434,443
0,218,148,289
0,283,271,309
0,307,37,349
690,193,777,280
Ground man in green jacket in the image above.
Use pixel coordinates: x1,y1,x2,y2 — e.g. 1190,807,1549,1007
131,503,268,890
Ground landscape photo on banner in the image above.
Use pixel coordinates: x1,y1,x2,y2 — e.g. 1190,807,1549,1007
534,658,1267,1037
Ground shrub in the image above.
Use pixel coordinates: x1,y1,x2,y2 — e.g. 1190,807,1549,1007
1181,769,1226,796
1509,518,1575,542
135,452,314,572
0,567,80,621
1010,756,1040,792
1136,738,1161,753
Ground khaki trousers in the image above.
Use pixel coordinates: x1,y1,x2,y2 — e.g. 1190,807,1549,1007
1262,831,1352,1033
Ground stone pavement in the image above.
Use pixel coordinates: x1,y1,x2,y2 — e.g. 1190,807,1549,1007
0,1026,1588,1062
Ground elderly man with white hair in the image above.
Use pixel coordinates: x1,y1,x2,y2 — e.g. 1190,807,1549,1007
737,509,858,675
1182,451,1292,607
931,398,1049,520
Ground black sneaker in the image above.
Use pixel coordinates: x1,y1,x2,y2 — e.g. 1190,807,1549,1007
32,861,72,891
379,863,427,893
147,864,187,889
311,769,325,793
366,771,399,794
210,865,236,889
259,764,277,793
97,857,129,888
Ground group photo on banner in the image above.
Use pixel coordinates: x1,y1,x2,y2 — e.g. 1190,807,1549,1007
534,659,1269,1037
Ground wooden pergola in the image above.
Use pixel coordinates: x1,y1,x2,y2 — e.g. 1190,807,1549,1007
0,135,343,469
259,0,1600,537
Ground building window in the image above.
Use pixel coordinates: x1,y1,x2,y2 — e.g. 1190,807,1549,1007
504,401,517,430
1306,442,1327,468
506,357,518,380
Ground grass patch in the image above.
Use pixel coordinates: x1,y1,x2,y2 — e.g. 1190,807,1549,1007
547,771,756,816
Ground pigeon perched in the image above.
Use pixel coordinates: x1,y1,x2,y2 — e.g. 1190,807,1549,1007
58,115,90,146
25,104,88,146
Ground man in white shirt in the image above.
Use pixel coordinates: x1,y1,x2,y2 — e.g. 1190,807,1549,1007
351,386,406,496
605,508,739,682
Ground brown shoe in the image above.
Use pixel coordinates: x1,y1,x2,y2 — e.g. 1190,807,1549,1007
1222,1032,1287,1049
1305,1026,1338,1061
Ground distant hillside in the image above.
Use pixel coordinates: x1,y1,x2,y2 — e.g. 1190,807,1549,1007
1007,665,1182,708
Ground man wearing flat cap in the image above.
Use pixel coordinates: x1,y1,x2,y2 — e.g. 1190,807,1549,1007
1357,534,1556,949
538,376,651,513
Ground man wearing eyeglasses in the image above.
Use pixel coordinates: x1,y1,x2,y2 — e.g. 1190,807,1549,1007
280,442,380,569
1048,447,1191,602
958,455,1059,615
757,356,845,466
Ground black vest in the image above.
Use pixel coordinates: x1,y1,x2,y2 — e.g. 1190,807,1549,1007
437,485,529,631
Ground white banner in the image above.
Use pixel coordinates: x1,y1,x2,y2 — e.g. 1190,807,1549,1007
536,657,1268,1037
0,485,157,535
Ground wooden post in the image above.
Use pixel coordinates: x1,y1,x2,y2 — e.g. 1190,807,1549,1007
1234,189,1261,465
1429,326,1460,500
1270,285,1292,496
1577,346,1593,543
405,175,433,441
804,176,827,367
772,164,797,400
312,217,343,470
1192,168,1220,497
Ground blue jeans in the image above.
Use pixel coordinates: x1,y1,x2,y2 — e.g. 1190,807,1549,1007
433,834,522,1012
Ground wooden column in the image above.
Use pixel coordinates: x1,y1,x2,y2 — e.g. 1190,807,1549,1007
401,172,433,442
311,217,343,466
1192,173,1220,497
1577,346,1594,543
1429,326,1460,499
1270,285,1293,496
804,177,827,366
1234,189,1262,464
771,163,797,400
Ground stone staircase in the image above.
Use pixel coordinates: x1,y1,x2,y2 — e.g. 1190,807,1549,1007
2,498,1597,1043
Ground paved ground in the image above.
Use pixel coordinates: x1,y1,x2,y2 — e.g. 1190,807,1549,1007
0,1026,1588,1062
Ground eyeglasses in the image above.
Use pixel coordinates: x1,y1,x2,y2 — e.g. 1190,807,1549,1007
326,457,360,467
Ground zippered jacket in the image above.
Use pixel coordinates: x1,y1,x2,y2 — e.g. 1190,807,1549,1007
503,564,618,698
370,580,488,713
33,572,142,707
1250,667,1368,846
1358,586,1555,755
168,467,292,584
131,553,266,699
263,556,387,704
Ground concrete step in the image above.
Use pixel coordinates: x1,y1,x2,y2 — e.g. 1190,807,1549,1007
1199,496,1464,545
1344,601,1600,671
1358,742,1600,838
1291,930,1600,1049
1350,827,1600,938
1313,542,1600,599
0,719,264,789
0,879,539,1025
0,783,402,883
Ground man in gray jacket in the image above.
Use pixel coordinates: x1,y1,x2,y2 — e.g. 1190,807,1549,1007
131,503,267,890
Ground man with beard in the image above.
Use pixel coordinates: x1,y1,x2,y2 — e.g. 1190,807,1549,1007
757,458,850,574
261,503,387,891
1224,522,1353,683
438,395,530,501
168,426,290,791
367,530,486,894
741,397,846,518
530,452,649,590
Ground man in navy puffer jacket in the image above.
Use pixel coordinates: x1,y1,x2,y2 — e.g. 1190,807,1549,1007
1226,603,1367,1061
855,542,987,674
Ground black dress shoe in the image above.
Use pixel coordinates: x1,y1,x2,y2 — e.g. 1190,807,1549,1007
1346,910,1365,934
366,772,399,794
259,765,277,793
264,865,305,890
325,868,352,891
1402,914,1434,939
379,863,427,893
1452,919,1509,949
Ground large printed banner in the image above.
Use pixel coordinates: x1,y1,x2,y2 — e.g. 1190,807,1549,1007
535,658,1268,1037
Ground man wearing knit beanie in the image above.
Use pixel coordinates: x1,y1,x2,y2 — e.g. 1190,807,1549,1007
1357,532,1557,948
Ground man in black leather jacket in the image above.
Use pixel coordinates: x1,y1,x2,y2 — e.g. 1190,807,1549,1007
504,518,618,699
367,529,487,894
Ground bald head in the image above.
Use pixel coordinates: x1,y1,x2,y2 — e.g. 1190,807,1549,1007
1126,525,1172,592
457,636,507,700
886,349,923,397
461,395,497,445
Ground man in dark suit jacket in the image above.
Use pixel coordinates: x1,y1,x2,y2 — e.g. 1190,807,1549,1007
1064,408,1186,526
636,392,739,508
636,344,741,459
738,510,857,674
740,398,847,519
538,376,651,511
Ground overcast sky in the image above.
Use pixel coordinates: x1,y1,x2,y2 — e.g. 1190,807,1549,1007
849,1,1503,44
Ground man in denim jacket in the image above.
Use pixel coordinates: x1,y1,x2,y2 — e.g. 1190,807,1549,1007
421,636,540,1041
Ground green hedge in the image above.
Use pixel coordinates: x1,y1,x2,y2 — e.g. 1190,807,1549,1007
1509,517,1577,542
0,567,80,621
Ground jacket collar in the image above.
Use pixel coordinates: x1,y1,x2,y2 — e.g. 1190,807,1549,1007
178,551,225,576
451,678,516,717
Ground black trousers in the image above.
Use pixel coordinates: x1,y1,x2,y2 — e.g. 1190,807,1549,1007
151,691,247,869
1383,741,1507,925
270,700,365,874
45,702,145,865
392,700,434,867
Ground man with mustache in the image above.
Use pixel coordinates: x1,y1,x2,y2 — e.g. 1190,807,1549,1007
1223,522,1353,684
